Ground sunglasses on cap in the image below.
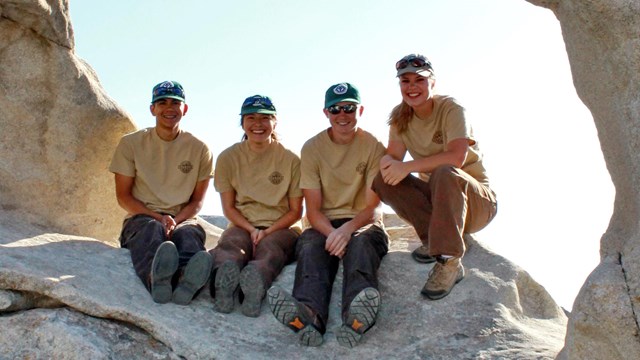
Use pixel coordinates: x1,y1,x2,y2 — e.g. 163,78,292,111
395,55,432,71
327,104,358,115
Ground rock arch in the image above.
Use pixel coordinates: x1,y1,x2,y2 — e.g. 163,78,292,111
526,0,640,358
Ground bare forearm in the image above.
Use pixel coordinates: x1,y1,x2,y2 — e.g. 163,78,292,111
307,209,335,237
223,206,256,233
174,200,204,224
117,194,162,221
404,151,464,174
266,210,301,234
339,206,379,235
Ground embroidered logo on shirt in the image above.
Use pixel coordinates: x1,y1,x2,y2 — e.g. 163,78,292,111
432,131,444,145
269,171,284,185
178,161,193,174
356,162,367,175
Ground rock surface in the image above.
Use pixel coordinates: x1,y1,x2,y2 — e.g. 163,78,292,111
2,0,640,358
0,211,567,359
525,1,640,358
0,0,135,244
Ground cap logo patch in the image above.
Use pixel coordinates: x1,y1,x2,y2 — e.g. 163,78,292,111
333,83,348,95
178,161,193,174
159,81,174,89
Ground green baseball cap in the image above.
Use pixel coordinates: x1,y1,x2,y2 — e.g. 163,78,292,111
324,83,361,108
151,81,185,103
240,95,277,115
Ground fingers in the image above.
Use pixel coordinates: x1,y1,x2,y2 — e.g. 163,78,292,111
252,229,267,246
326,233,349,257
161,215,176,238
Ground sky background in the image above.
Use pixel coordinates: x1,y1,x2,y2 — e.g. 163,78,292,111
70,0,614,311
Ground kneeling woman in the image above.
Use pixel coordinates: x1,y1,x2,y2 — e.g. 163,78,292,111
372,54,498,300
209,95,303,317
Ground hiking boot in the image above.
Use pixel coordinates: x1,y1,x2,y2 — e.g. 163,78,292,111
150,241,179,304
239,264,266,317
411,245,436,264
172,251,213,305
267,286,323,347
421,256,464,300
337,287,380,348
299,324,323,347
213,260,240,313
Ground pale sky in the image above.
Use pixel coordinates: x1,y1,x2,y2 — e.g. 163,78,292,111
70,0,614,310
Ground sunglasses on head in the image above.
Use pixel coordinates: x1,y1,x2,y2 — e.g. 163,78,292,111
153,86,185,98
395,55,432,71
327,104,358,115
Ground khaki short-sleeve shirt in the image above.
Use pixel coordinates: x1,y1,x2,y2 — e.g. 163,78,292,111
389,95,489,186
214,141,302,228
109,128,214,217
300,128,385,221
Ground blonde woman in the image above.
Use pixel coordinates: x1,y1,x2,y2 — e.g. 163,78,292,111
372,54,497,300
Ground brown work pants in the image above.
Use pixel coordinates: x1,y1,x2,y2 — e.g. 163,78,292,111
208,226,298,297
372,165,497,258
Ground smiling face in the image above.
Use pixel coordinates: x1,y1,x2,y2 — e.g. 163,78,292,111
242,113,277,145
399,72,436,110
150,98,188,131
323,101,363,144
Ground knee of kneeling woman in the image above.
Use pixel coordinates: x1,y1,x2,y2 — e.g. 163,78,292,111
430,165,459,182
371,171,391,194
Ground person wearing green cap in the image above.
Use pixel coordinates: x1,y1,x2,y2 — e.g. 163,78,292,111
372,54,498,300
267,83,388,348
208,95,303,318
109,80,214,305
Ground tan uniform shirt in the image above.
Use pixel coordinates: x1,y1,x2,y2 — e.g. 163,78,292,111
214,141,302,228
389,95,490,186
109,128,214,217
301,128,385,222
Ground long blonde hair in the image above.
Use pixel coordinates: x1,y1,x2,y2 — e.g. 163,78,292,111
388,101,414,134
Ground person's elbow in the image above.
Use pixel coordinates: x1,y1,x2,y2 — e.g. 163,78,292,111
115,193,131,211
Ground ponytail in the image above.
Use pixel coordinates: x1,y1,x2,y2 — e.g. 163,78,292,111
388,101,414,134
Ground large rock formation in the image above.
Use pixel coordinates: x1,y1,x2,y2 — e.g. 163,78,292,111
0,0,135,244
525,1,640,358
0,215,568,359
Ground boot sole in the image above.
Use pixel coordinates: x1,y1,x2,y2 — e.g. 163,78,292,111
172,251,213,305
267,286,302,330
345,287,380,334
338,287,379,347
336,325,362,348
267,286,324,347
150,242,179,304
214,261,239,313
239,264,265,317
299,324,323,347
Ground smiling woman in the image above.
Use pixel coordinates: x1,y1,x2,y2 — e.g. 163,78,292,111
70,0,614,310
207,94,303,317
